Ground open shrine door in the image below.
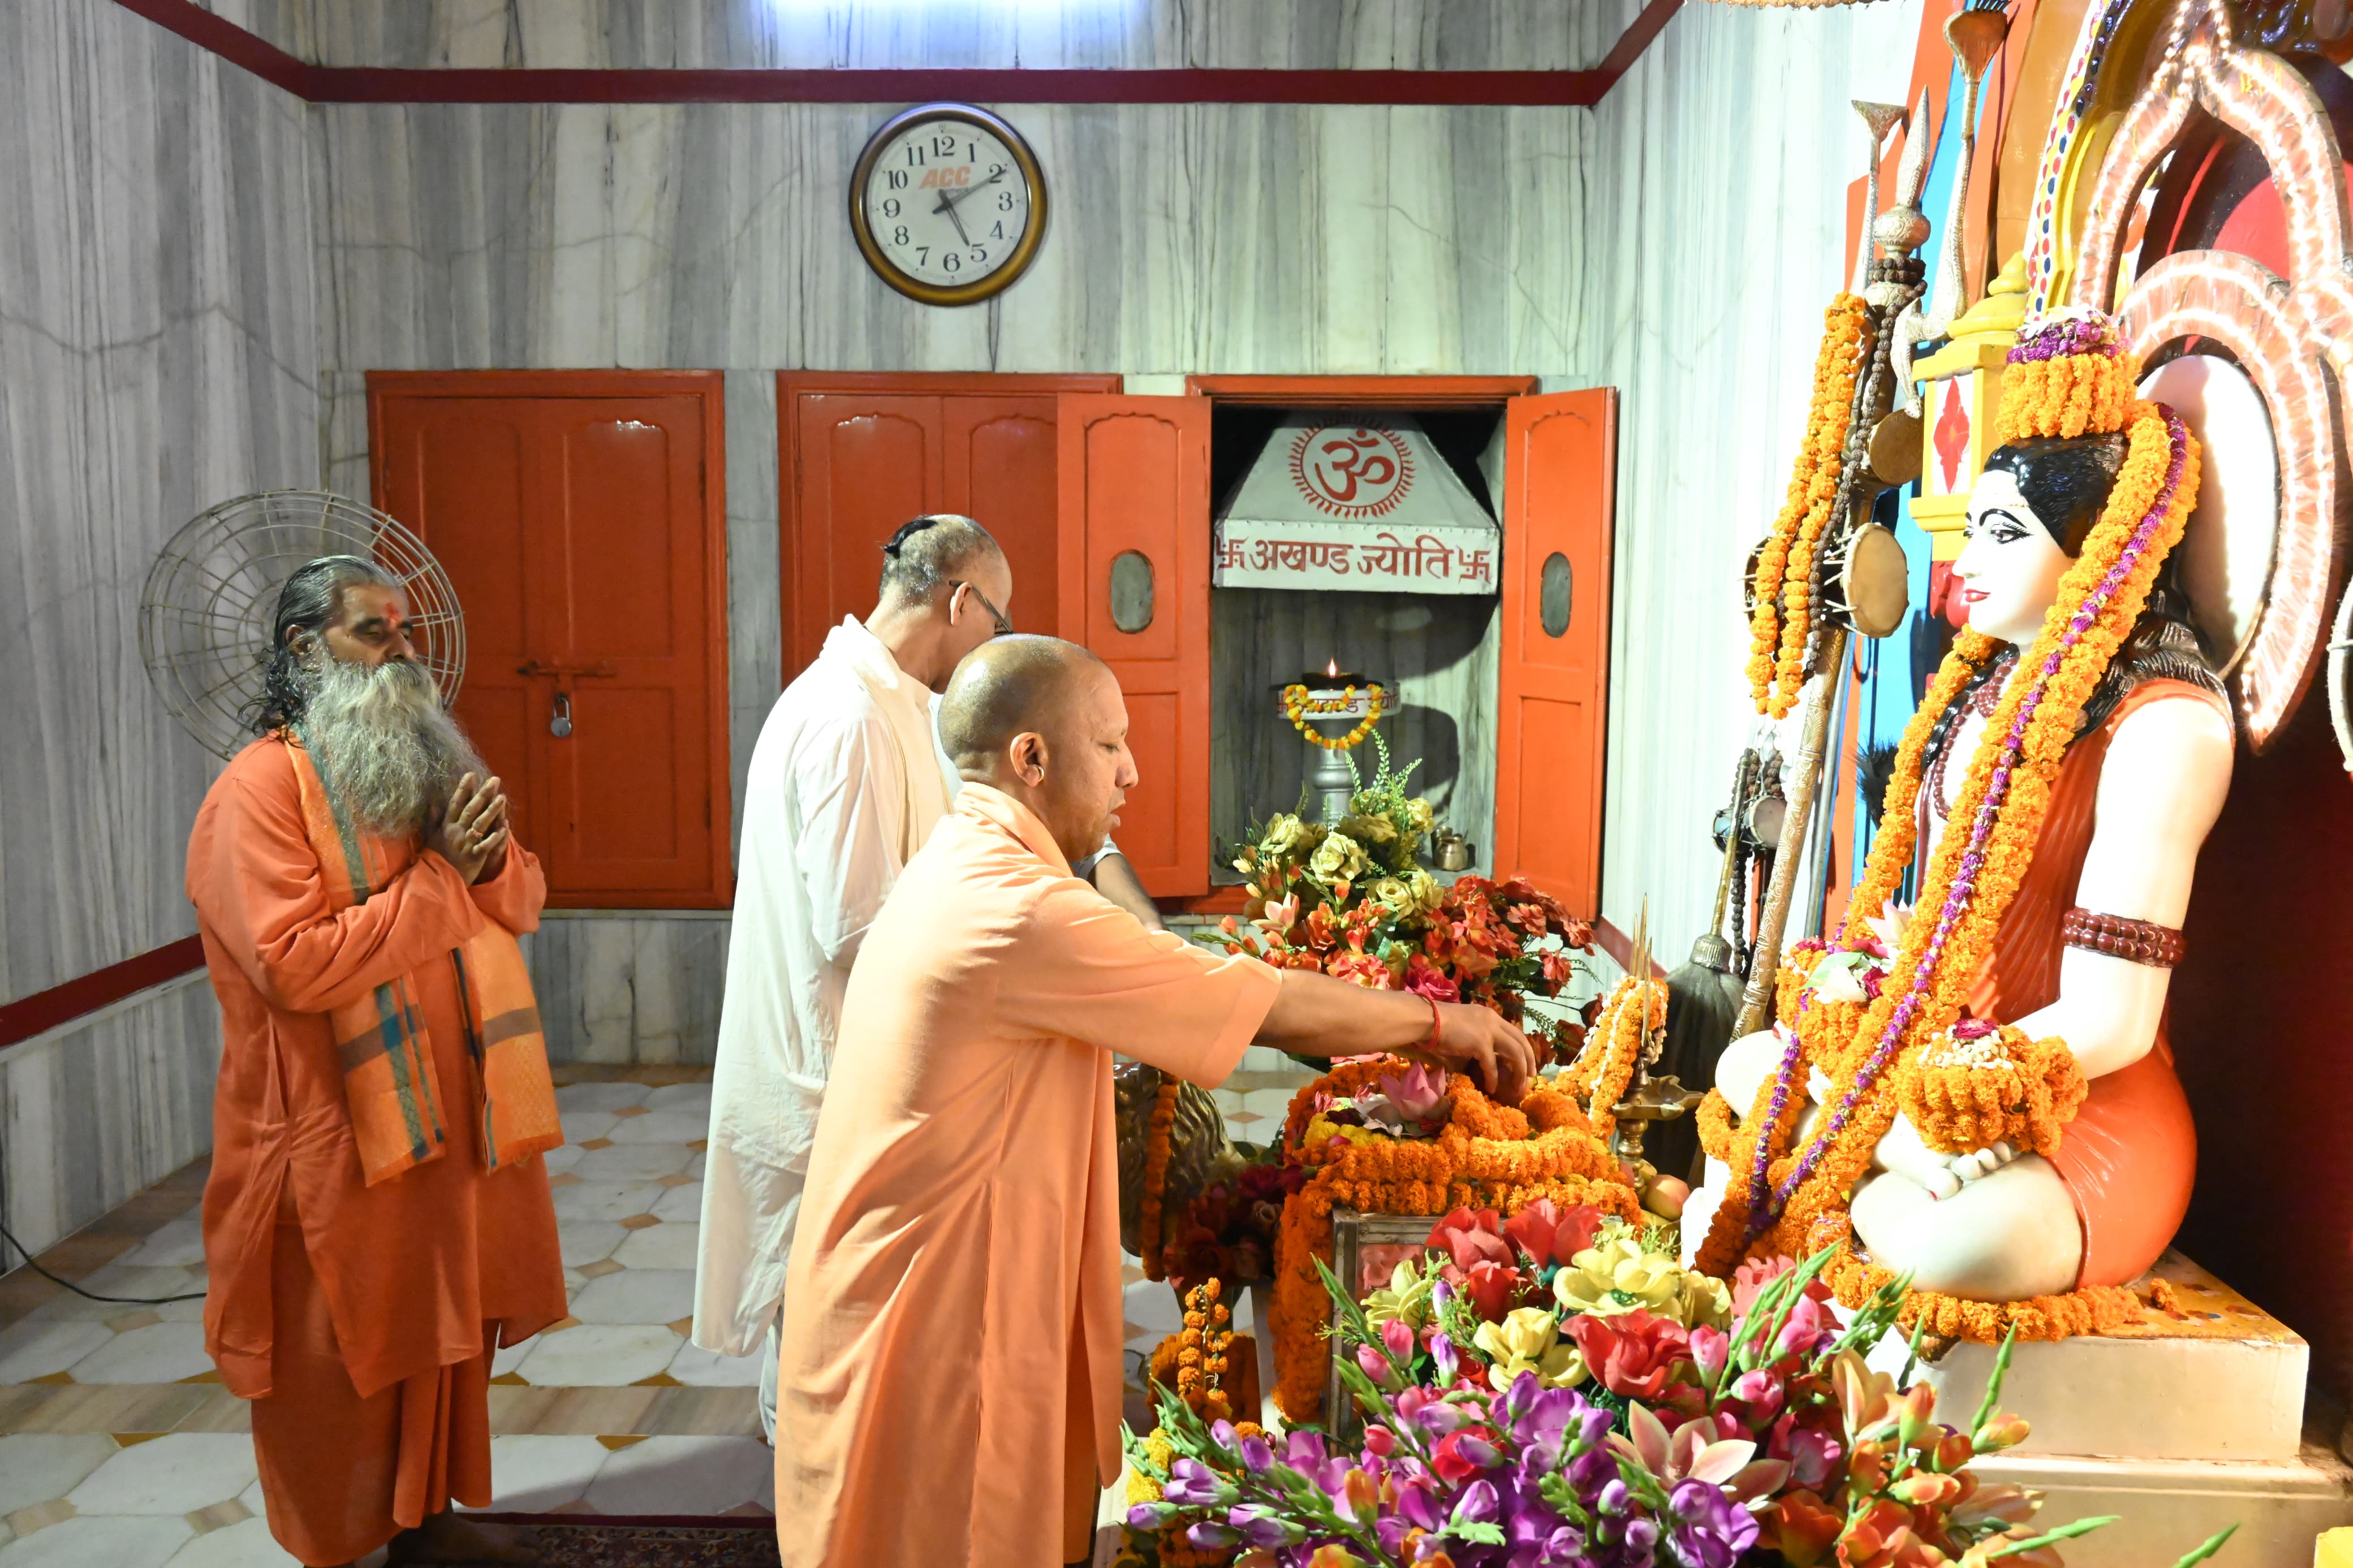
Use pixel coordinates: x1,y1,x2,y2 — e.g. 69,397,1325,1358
1055,395,1213,897
1493,388,1616,919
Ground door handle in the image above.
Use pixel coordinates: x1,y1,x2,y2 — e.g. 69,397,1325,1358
518,660,614,740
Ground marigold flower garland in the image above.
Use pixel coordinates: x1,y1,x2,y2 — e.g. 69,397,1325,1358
1269,1061,1639,1421
1697,313,2199,1344
1139,1078,1179,1281
1280,683,1385,750
1749,293,1872,718
1894,1022,2088,1158
1555,973,1664,1139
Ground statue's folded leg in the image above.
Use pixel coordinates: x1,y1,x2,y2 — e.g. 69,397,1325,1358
1850,1155,2083,1302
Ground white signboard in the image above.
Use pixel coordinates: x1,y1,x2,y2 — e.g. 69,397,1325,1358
1213,413,1502,594
1214,519,1498,593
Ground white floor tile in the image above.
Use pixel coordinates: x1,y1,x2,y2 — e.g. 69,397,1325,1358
114,1218,206,1269
550,1180,663,1223
650,1182,702,1221
606,1109,710,1146
554,1082,650,1114
0,1514,193,1568
67,1433,257,1515
666,1341,765,1388
515,1324,681,1386
542,1143,587,1173
644,1083,713,1115
568,1270,695,1326
610,1221,699,1272
491,1336,536,1379
161,1515,299,1568
686,1152,706,1181
0,1319,116,1382
0,1435,119,1517
1121,1278,1186,1340
557,1111,620,1146
557,1221,628,1268
235,1480,262,1516
1240,1087,1299,1120
570,1142,695,1181
27,1267,202,1323
65,1322,214,1384
469,1435,609,1511
584,1436,770,1517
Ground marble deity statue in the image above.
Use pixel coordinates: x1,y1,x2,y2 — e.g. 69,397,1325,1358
1687,312,2233,1329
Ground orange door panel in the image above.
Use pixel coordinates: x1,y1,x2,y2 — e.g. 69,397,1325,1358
943,396,1060,635
1056,394,1212,897
370,372,731,909
788,394,941,677
1493,388,1616,915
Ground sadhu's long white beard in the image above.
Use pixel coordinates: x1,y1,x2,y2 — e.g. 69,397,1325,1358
297,658,485,837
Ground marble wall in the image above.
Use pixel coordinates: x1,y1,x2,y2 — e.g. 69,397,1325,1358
200,0,1645,71
1578,0,1924,954
1,0,317,1247
523,915,732,1066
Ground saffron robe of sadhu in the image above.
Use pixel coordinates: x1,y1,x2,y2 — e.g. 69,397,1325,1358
188,735,566,1566
775,784,1283,1568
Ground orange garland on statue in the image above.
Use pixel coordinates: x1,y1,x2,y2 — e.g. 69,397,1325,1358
1269,1065,1639,1421
1748,293,1872,718
1139,1079,1179,1282
1696,313,2199,1345
1556,973,1664,1140
1894,1023,2088,1159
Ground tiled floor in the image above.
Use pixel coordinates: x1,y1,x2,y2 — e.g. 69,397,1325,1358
0,1057,1309,1565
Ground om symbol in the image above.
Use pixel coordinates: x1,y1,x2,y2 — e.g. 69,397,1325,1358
1292,426,1413,516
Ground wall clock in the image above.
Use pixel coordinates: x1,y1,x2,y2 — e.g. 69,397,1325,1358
850,103,1046,306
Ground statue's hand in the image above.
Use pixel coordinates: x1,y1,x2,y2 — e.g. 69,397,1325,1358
1949,1141,2019,1185
1872,1112,1963,1200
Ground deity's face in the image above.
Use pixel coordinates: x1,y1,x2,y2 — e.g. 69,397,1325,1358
1954,469,2074,647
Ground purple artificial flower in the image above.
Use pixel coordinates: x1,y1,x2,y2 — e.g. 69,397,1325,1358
1413,1398,1469,1437
1126,1502,1181,1532
1432,1277,1456,1312
1598,1479,1632,1516
1666,1477,1760,1568
1184,1520,1241,1551
1451,1478,1502,1528
1283,1430,1329,1471
1394,1476,1447,1534
1162,1457,1236,1509
1226,1505,1302,1550
1237,1432,1274,1474
1431,1332,1460,1385
1210,1419,1238,1449
1784,1426,1842,1489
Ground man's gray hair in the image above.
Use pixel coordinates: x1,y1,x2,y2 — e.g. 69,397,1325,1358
878,514,1003,600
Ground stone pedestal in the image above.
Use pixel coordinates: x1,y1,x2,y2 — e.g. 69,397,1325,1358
1861,1254,2353,1567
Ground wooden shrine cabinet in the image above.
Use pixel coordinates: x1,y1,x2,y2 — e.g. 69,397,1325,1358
1058,379,1617,914
369,370,732,909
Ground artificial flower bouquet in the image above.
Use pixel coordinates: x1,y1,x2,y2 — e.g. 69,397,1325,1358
1123,1228,2217,1568
1269,1061,1639,1424
1167,1159,1314,1294
1221,741,1595,1040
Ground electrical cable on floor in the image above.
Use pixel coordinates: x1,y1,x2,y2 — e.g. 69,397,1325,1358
0,1216,208,1305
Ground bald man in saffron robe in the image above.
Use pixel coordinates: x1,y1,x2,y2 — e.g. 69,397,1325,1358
188,557,564,1567
774,636,1539,1568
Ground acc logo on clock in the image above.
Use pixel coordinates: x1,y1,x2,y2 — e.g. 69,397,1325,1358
1289,426,1415,519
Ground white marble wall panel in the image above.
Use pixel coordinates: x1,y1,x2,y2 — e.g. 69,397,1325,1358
0,980,222,1256
525,915,732,1065
1576,0,1923,953
201,0,1645,71
309,100,1594,382
0,0,321,1004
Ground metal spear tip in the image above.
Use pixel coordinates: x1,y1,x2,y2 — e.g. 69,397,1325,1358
1945,4,2011,76
1851,100,1907,149
1892,85,1935,211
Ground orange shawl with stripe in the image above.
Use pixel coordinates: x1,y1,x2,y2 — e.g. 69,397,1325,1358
284,737,562,1186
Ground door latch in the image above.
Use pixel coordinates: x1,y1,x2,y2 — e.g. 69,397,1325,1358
549,691,574,738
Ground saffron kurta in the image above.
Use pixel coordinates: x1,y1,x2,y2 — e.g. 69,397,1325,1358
188,736,566,1562
775,784,1282,1568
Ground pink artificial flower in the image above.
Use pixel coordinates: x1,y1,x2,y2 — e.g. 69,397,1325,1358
1403,955,1461,1004
1425,1207,1514,1272
1374,1062,1449,1122
1730,1254,1835,1319
1564,1309,1691,1402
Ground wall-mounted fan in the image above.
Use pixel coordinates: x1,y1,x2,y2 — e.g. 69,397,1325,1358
139,490,464,760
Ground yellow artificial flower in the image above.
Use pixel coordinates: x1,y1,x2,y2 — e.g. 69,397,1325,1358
1259,813,1325,863
1405,869,1443,914
1309,832,1370,883
1553,1238,1730,1327
1339,811,1399,848
1405,798,1437,836
1369,876,1419,918
1473,1307,1587,1392
1363,1259,1436,1331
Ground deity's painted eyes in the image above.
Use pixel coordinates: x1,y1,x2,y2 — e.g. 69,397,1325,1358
1967,508,2033,546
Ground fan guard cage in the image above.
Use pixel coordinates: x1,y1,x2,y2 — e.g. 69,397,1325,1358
139,491,466,761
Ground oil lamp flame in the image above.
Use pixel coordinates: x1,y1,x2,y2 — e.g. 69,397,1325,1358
1326,658,1338,678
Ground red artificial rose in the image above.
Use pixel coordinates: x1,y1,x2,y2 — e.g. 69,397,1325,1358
1425,1208,1514,1271
1460,1259,1526,1323
1563,1308,1691,1402
1429,1427,1505,1483
1501,1199,1604,1270
1403,956,1460,1004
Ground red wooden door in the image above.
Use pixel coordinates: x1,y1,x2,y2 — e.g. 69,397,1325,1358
779,374,1121,684
787,394,941,677
1055,395,1213,897
370,373,731,908
1493,388,1616,916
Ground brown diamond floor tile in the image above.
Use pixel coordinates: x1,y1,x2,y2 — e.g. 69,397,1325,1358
617,1213,660,1230
576,1259,624,1280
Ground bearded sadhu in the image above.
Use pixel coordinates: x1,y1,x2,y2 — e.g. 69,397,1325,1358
186,556,563,1567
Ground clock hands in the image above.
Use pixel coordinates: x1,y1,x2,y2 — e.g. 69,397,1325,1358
932,189,974,247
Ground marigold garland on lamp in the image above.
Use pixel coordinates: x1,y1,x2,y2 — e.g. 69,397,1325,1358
1139,1078,1179,1282
1696,310,2201,1344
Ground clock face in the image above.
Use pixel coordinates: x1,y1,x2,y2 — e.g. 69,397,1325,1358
852,106,1044,305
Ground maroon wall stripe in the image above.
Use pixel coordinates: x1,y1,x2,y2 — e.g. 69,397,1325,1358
0,938,207,1049
110,0,1682,107
110,0,320,96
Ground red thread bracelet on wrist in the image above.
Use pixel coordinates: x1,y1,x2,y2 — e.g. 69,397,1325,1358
1421,995,1442,1055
